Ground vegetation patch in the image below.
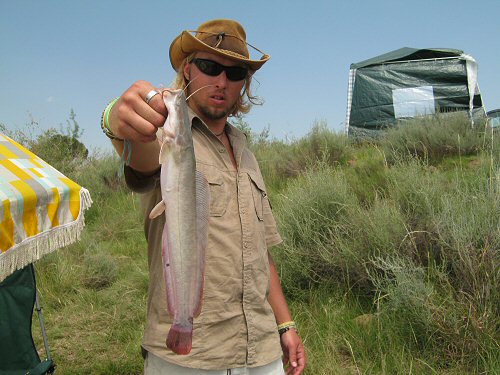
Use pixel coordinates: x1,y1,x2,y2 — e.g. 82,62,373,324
5,112,497,374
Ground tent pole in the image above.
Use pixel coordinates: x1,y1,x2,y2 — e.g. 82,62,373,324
33,265,52,362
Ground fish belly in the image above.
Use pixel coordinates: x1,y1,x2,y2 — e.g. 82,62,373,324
161,150,209,355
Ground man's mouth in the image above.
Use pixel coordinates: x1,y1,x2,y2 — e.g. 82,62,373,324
211,94,225,104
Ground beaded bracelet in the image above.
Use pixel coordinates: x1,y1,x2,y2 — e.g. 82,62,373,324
279,326,296,336
100,97,123,141
277,321,297,336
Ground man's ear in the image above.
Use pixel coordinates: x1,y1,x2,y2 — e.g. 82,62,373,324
183,61,190,81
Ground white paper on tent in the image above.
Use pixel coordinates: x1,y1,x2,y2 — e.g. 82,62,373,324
392,85,435,119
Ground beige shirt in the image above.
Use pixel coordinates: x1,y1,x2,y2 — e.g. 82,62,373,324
125,109,283,370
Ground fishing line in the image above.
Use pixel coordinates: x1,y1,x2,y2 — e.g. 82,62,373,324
183,74,200,93
185,85,216,101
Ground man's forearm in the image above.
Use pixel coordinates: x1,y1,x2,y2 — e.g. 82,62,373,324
267,252,293,324
111,138,161,174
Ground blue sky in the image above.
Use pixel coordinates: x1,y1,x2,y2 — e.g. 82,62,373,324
1,0,499,152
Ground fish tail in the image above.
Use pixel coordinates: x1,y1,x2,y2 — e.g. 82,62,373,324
166,323,193,355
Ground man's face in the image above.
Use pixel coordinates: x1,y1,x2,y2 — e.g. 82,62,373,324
183,52,247,126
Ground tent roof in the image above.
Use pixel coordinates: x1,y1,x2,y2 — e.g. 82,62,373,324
488,108,500,117
351,47,464,69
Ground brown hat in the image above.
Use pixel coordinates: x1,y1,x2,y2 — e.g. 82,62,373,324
169,19,270,72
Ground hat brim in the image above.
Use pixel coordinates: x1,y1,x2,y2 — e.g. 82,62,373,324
169,31,270,72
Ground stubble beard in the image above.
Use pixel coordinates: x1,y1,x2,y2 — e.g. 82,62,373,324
199,105,228,122
187,86,236,123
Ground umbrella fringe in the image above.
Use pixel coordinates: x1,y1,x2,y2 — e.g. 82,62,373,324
0,188,92,283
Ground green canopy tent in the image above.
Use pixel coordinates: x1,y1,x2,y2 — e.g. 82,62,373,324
487,108,500,129
345,47,486,137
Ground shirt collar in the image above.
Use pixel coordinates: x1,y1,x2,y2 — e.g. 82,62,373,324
187,107,247,142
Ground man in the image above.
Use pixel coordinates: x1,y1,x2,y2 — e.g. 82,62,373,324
102,19,306,375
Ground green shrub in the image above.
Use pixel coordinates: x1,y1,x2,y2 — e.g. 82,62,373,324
271,126,499,372
379,112,490,163
272,163,357,293
251,121,353,193
343,145,389,205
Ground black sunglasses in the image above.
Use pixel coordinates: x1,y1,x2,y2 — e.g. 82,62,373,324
191,58,248,82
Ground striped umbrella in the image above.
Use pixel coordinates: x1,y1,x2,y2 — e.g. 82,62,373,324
0,133,92,282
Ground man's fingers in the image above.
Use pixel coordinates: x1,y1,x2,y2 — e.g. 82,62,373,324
283,346,297,375
282,353,289,366
144,89,161,105
112,103,158,142
118,122,156,143
136,98,167,129
145,90,168,117
281,330,306,375
107,81,170,142
121,111,159,141
294,345,306,374
288,353,298,374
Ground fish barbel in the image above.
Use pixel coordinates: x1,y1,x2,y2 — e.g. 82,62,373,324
149,88,209,355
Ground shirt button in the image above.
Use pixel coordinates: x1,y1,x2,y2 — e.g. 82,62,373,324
219,148,225,153
243,242,248,248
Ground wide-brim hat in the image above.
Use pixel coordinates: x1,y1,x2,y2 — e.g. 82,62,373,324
169,19,270,72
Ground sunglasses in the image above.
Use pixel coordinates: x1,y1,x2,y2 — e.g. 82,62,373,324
191,58,248,82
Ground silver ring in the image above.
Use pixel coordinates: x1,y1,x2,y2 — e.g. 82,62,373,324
145,90,160,104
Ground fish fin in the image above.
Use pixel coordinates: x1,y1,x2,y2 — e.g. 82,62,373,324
195,170,210,247
149,200,165,219
158,124,175,164
193,170,210,317
166,322,193,355
158,141,170,165
161,223,177,318
162,223,176,318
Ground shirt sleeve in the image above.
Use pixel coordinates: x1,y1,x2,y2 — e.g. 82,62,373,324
245,150,283,249
263,194,283,248
124,165,160,193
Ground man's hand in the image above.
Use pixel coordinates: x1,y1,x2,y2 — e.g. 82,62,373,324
108,80,168,143
280,329,306,375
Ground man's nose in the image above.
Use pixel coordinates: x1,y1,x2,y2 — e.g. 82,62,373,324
214,71,228,88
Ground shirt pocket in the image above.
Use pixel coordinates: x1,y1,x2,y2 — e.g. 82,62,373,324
205,173,229,217
247,171,268,221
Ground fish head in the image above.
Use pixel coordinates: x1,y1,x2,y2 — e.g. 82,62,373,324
162,88,191,137
159,88,193,164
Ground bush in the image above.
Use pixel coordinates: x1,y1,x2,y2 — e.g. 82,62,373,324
379,112,491,163
1,110,89,176
272,163,357,293
271,126,500,371
251,121,353,193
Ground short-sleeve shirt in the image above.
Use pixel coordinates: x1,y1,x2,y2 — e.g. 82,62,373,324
125,109,283,370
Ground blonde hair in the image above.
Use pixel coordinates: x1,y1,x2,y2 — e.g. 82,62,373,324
172,54,262,117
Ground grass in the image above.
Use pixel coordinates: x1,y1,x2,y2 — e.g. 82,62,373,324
15,112,500,374
33,186,149,374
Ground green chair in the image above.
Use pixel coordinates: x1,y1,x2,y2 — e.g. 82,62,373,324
0,264,55,374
